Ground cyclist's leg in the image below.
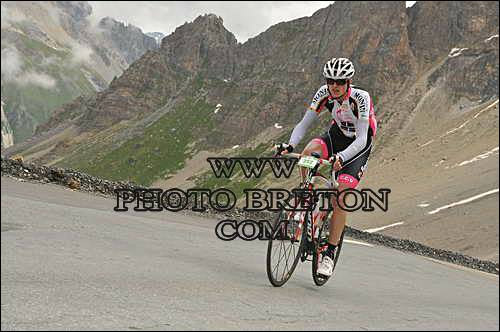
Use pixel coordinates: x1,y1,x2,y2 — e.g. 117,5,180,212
328,130,373,245
299,135,331,181
329,183,350,245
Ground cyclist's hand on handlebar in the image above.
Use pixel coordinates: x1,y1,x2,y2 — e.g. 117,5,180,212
273,143,294,156
329,154,343,171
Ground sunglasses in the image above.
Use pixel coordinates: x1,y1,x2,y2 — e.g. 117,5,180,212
326,78,348,86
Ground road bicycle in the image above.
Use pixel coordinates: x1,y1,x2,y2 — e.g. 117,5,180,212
266,151,346,287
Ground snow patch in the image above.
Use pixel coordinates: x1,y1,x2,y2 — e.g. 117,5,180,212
421,100,498,149
454,147,499,167
81,69,104,92
448,48,468,58
1,100,14,148
433,159,446,167
419,139,434,148
484,34,499,42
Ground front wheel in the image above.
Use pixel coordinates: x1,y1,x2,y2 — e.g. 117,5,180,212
266,197,307,287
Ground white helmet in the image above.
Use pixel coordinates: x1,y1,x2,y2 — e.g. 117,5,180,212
323,58,355,79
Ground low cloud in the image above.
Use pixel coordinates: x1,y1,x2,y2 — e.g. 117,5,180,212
39,56,60,67
16,71,57,89
1,47,23,80
0,2,27,28
87,9,107,34
1,46,56,89
38,1,64,27
67,40,94,65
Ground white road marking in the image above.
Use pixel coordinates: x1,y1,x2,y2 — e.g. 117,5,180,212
428,189,499,215
364,222,404,233
418,203,430,208
344,239,374,247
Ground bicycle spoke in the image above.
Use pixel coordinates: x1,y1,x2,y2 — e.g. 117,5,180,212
280,240,294,281
271,225,300,282
275,241,286,276
267,193,309,287
272,238,285,278
275,237,291,279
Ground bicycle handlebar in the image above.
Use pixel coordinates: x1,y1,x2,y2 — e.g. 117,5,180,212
273,150,340,189
276,152,334,167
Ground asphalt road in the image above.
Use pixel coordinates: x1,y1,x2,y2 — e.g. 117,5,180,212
1,177,498,330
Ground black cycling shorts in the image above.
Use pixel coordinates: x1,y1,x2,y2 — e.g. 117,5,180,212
311,123,373,188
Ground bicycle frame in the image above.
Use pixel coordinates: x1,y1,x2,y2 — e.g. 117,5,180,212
280,153,338,248
266,151,347,286
266,151,346,286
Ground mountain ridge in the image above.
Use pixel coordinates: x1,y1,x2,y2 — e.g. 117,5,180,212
4,1,498,179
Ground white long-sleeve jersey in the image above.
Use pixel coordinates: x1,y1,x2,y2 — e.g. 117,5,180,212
289,85,377,162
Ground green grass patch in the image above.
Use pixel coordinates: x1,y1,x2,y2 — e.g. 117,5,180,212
191,141,284,200
72,97,216,186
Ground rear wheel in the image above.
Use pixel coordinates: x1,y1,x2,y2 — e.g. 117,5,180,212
312,212,346,286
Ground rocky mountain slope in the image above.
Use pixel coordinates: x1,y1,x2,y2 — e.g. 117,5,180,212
3,1,498,260
0,1,159,146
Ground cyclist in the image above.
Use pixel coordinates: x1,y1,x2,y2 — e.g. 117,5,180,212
276,57,377,277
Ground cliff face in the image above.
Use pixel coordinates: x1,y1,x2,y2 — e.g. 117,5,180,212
408,1,499,71
98,17,159,66
161,14,238,78
221,1,418,142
